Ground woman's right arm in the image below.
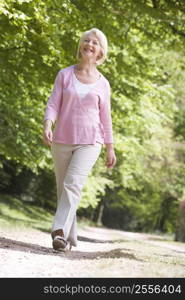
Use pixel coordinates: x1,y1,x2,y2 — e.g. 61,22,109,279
43,70,63,146
43,119,53,146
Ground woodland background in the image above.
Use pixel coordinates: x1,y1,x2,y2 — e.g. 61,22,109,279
1,0,185,241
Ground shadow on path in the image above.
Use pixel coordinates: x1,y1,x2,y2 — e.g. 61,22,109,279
77,235,125,244
0,236,142,261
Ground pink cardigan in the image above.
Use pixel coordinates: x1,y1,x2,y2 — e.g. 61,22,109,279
44,65,114,145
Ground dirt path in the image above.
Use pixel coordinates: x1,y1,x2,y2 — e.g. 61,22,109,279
0,226,185,277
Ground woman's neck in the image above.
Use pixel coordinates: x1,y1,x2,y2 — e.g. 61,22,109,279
75,61,98,76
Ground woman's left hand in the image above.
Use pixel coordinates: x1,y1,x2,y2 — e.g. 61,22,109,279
106,149,117,169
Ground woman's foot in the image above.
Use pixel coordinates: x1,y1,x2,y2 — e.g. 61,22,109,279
52,236,71,252
51,229,71,252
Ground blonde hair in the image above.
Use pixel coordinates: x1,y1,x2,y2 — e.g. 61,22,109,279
76,28,108,65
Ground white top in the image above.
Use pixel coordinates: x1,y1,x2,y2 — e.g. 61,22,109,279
73,72,99,99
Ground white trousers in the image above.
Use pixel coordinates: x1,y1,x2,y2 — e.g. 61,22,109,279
51,142,102,247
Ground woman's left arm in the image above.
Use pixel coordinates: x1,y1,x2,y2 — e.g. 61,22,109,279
99,82,116,168
105,143,116,169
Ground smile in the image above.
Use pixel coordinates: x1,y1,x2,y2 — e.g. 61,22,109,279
83,48,94,53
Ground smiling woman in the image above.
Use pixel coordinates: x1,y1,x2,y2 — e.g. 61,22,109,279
43,28,116,252
76,28,108,67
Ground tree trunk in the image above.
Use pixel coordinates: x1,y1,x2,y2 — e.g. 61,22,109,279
96,202,104,226
175,200,185,242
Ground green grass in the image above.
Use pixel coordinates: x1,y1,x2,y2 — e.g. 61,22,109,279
0,194,96,232
0,194,53,232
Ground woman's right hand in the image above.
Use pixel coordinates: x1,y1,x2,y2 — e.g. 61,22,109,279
43,120,53,146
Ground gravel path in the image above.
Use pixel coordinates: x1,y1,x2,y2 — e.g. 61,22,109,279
0,226,185,277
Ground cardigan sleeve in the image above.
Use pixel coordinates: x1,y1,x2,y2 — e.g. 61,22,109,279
44,70,63,124
99,81,114,144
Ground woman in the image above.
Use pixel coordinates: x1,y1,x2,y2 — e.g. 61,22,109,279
43,28,116,252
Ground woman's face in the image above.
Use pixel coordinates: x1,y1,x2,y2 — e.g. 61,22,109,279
80,34,102,63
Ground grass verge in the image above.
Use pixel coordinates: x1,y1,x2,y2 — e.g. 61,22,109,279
0,194,96,232
0,194,54,232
